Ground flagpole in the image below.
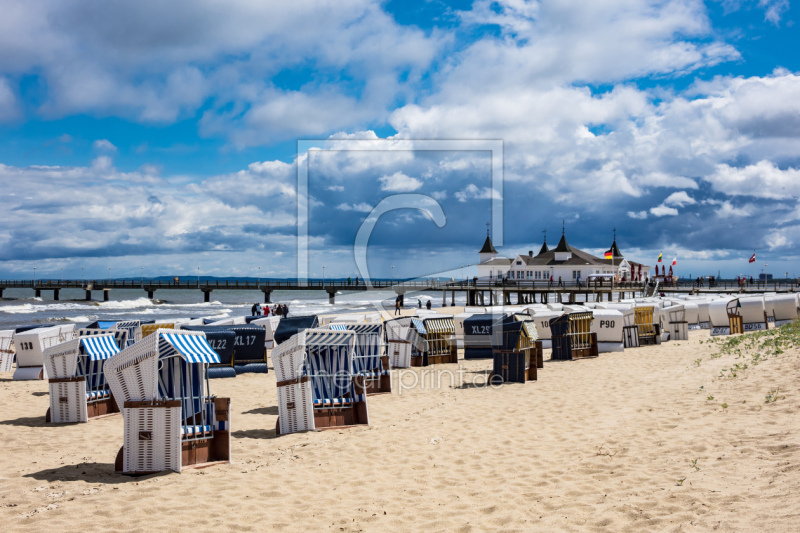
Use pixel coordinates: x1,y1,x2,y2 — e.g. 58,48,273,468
753,249,756,287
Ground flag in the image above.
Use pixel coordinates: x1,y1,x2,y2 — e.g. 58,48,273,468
657,251,663,263
748,252,756,263
604,249,613,259
672,256,677,266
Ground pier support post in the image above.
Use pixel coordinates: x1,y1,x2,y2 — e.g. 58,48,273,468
451,291,455,306
103,290,110,302
85,290,92,301
147,289,155,299
327,290,336,304
53,289,59,301
0,288,4,298
202,289,212,303
442,290,446,307
262,289,272,304
35,289,41,298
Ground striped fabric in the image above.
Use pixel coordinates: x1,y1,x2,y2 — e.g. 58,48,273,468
327,323,385,376
423,317,455,334
86,390,111,400
411,318,427,335
180,425,212,437
80,335,120,360
159,333,221,364
520,321,539,341
303,331,365,405
329,324,349,331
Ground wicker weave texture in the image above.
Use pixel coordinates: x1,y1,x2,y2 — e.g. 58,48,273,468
123,405,181,474
49,380,88,423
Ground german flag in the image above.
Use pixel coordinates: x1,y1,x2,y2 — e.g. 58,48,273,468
604,249,613,259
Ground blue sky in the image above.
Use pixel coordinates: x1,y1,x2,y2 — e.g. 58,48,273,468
0,0,798,280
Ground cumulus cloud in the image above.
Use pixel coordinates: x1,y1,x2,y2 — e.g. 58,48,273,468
378,172,422,192
706,161,800,199
455,184,501,202
93,139,117,152
628,211,648,220
336,202,373,212
650,205,679,217
715,200,754,218
663,191,696,207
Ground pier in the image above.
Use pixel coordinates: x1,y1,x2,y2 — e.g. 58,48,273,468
0,278,795,306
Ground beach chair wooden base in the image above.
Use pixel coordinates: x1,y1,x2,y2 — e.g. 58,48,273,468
275,400,369,435
428,347,458,365
45,395,119,423
638,325,661,346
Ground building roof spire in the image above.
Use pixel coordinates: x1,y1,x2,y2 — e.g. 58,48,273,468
537,229,549,255
553,223,571,253
479,222,497,254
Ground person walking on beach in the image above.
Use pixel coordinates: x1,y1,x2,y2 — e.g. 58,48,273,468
282,304,289,318
394,298,401,315
251,303,260,316
418,299,422,308
426,299,432,310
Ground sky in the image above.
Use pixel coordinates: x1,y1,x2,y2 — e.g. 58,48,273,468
0,0,798,280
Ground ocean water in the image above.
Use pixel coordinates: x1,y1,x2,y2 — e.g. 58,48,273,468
0,287,466,330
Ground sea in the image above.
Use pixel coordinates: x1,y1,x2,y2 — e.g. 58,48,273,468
0,287,467,330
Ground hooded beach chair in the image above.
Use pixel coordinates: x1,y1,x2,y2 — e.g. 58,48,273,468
104,329,231,475
329,323,390,394
272,328,368,435
634,306,660,345
12,325,74,380
43,333,121,423
549,311,598,361
183,324,267,375
590,309,625,352
621,307,639,348
709,298,737,336
273,315,319,345
463,314,506,359
491,318,539,384
179,326,237,379
384,317,417,369
727,297,768,334
772,295,799,327
412,316,457,366
249,315,281,349
77,328,129,350
0,330,14,373
663,304,688,341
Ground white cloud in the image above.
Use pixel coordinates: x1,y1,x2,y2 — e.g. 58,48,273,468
766,230,789,250
663,191,696,207
0,78,18,121
336,202,373,213
378,171,422,192
706,161,800,199
650,205,679,217
715,200,754,218
326,185,344,192
431,190,447,200
455,184,501,202
628,210,648,219
93,139,117,152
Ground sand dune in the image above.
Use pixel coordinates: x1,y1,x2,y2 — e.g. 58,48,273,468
1,328,799,532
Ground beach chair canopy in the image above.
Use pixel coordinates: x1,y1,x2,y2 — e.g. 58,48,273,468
422,317,455,335
44,333,120,380
773,295,799,321
327,323,384,375
274,315,319,345
178,326,236,365
182,324,264,364
78,328,129,350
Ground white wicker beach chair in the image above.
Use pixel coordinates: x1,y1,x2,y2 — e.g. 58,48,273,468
385,317,417,369
0,330,14,373
44,333,120,424
104,329,231,474
272,328,368,435
328,323,390,394
663,304,688,341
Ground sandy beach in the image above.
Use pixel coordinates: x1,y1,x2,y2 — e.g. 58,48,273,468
1,323,799,532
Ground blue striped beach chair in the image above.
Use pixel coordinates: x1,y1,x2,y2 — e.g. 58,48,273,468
272,328,368,435
329,323,390,394
43,334,121,423
104,329,231,474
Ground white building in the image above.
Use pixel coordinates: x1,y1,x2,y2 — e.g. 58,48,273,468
476,231,650,283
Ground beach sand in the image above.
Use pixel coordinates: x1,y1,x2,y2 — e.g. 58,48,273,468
1,325,799,532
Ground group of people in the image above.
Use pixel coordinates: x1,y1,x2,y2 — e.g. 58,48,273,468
250,303,289,318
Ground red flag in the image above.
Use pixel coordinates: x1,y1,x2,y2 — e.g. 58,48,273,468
748,252,756,263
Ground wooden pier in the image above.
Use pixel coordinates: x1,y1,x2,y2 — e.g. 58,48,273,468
0,278,794,305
